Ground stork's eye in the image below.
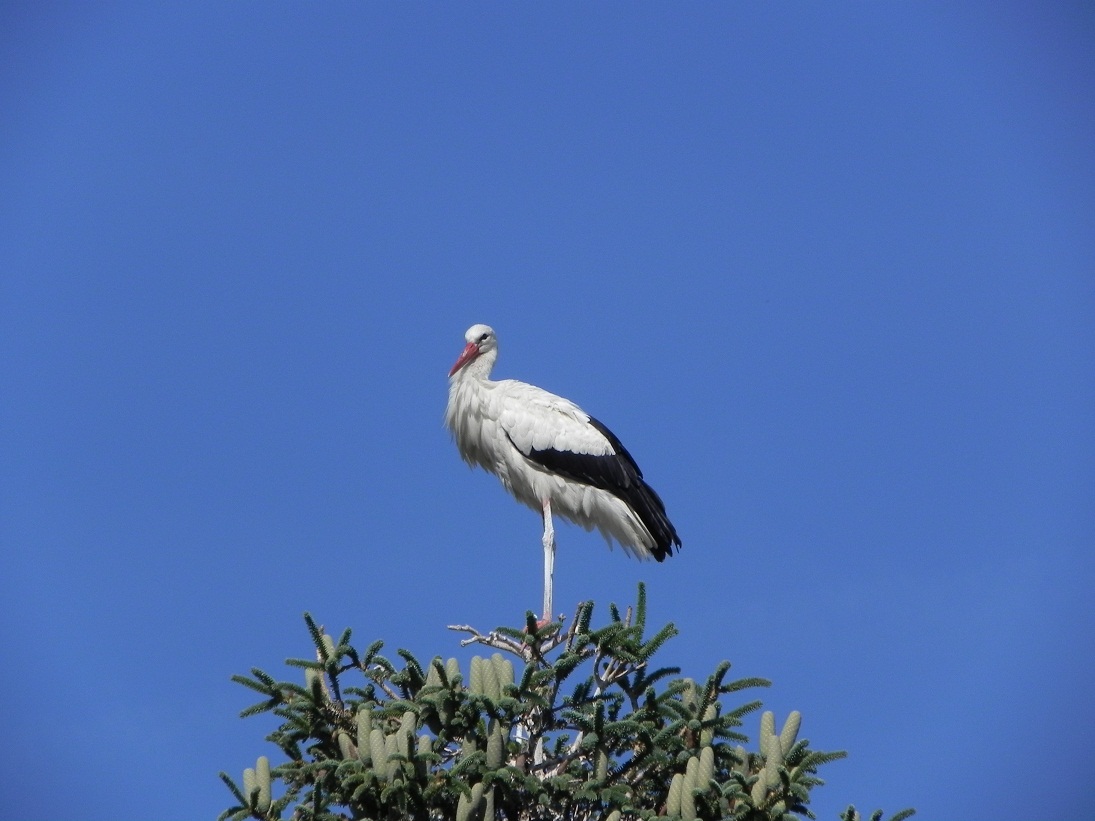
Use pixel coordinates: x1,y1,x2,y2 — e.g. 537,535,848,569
479,333,490,343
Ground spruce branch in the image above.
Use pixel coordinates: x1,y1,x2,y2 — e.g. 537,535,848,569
220,585,912,820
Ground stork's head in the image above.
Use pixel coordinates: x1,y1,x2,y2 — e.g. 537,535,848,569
449,324,497,377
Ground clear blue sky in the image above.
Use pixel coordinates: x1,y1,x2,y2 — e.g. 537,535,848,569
2,4,1092,819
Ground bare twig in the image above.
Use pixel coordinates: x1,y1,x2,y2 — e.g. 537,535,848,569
446,618,569,658
446,624,529,656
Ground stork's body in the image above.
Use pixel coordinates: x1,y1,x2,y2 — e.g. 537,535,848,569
445,324,680,620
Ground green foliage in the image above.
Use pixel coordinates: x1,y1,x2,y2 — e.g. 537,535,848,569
839,810,916,821
219,584,913,821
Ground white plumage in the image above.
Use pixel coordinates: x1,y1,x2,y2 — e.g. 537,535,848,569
445,324,680,620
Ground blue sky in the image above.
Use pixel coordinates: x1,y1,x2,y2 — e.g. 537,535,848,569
2,3,1093,819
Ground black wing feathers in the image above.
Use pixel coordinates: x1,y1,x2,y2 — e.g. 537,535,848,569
512,415,681,561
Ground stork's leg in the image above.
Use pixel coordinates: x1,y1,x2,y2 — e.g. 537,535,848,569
541,498,556,622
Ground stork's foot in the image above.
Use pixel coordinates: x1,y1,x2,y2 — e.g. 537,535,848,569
522,611,559,635
524,614,552,633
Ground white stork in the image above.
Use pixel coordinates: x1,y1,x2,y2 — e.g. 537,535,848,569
445,323,680,621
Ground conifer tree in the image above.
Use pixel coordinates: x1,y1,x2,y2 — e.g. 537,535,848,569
220,584,913,821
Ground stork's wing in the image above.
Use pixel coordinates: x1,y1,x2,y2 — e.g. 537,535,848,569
495,380,680,560
495,381,643,492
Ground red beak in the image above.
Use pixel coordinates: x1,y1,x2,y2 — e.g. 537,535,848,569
448,341,480,377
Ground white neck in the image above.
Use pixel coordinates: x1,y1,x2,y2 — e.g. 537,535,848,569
455,347,497,382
